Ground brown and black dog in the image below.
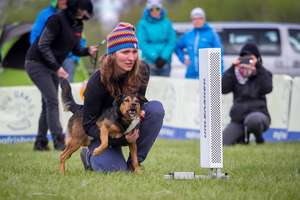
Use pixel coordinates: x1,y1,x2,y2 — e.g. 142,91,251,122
59,78,144,174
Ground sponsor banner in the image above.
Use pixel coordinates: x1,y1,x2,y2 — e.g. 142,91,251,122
159,126,300,142
1,75,300,143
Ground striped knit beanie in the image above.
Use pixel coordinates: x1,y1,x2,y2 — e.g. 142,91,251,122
106,22,138,55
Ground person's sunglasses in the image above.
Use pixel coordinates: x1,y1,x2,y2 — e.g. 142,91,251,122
150,7,160,12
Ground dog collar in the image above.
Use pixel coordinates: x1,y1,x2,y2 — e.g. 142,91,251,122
123,117,141,135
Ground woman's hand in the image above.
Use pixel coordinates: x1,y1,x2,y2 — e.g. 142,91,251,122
57,67,69,79
125,128,139,144
88,45,98,57
184,57,190,66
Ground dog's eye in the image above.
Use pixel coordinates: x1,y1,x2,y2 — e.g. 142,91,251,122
124,99,130,102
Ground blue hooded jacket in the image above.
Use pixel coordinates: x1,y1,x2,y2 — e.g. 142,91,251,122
175,23,223,79
137,8,176,65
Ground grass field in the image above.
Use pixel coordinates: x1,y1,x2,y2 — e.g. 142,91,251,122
0,139,299,200
0,65,88,87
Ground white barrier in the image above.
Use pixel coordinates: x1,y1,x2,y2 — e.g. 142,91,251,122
288,77,300,138
1,75,300,143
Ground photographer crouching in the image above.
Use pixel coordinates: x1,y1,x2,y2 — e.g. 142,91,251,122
222,43,273,145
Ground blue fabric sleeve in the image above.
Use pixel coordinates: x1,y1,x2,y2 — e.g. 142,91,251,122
175,34,187,64
160,20,176,62
137,22,159,63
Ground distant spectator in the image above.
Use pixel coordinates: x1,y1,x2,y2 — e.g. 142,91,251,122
30,0,86,82
175,7,223,79
222,43,273,145
137,0,176,76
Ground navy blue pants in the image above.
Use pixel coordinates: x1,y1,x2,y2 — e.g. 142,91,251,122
83,100,164,172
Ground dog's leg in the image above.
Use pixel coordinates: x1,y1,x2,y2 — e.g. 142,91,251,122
129,143,141,173
60,141,81,175
92,126,109,156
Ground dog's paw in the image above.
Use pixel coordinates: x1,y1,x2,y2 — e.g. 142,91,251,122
133,166,143,174
92,148,101,156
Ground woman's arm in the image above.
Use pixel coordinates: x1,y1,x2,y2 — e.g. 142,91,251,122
82,71,130,146
37,15,61,71
222,65,235,94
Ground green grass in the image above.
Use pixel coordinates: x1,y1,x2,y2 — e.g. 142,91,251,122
0,139,299,200
0,65,88,87
0,68,33,86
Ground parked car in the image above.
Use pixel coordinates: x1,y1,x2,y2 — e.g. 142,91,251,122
171,22,300,78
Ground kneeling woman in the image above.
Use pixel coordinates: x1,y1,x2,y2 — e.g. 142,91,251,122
81,22,165,172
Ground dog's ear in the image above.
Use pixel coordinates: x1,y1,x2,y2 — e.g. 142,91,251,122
138,96,148,105
114,94,125,106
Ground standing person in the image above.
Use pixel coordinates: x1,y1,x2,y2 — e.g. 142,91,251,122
222,43,273,145
175,7,223,79
80,22,165,172
137,0,176,77
30,0,86,82
25,0,97,151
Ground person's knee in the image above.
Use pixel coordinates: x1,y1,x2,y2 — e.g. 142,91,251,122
144,101,165,119
245,120,267,136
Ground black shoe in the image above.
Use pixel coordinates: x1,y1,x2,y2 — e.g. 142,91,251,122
33,140,50,151
80,147,92,171
256,135,265,144
53,134,65,151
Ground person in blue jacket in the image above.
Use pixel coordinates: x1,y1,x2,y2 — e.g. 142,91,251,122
137,0,176,77
175,7,223,79
30,0,86,82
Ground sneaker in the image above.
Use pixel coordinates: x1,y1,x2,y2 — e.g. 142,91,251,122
80,147,92,171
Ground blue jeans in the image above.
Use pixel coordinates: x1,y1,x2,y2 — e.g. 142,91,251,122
148,63,171,77
83,100,165,172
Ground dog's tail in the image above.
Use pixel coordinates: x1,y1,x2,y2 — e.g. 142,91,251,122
60,78,82,113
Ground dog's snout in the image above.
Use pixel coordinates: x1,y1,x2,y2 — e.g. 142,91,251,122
131,103,137,107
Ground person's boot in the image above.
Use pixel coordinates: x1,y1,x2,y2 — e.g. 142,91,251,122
52,133,65,151
33,138,50,151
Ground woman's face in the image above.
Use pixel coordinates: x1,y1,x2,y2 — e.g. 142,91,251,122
75,9,91,20
57,0,67,9
150,7,161,19
192,16,205,28
115,48,138,73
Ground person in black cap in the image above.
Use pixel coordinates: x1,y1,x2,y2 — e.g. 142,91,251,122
25,0,97,151
222,43,273,145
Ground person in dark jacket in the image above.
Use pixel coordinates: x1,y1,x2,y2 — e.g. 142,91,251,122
222,43,273,145
25,0,97,151
30,0,87,82
80,22,165,172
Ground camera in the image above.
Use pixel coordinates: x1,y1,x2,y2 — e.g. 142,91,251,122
239,56,252,65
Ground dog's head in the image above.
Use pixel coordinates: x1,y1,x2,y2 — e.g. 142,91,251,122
115,94,147,121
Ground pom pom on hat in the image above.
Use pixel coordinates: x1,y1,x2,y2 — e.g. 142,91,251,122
106,22,138,55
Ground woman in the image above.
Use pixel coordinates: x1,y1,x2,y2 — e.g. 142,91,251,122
137,0,176,77
222,43,273,145
81,22,165,172
25,0,97,151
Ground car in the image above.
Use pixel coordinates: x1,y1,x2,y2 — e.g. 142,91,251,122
171,21,300,78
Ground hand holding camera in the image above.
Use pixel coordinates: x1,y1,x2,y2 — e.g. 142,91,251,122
234,56,257,77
